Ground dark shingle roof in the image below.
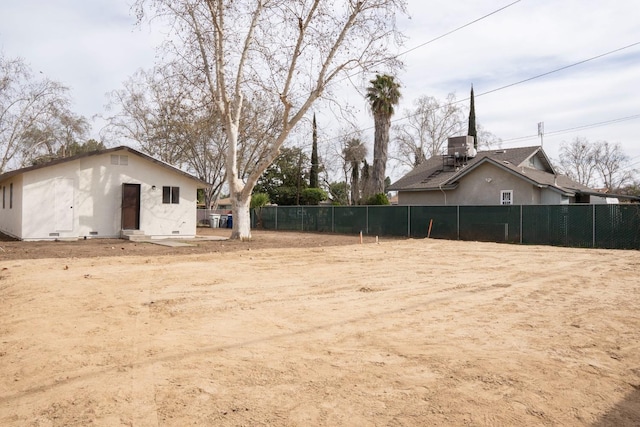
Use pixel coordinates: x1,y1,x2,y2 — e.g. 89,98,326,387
388,145,589,195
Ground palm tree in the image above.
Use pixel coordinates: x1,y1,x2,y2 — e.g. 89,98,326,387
366,74,401,196
343,138,367,205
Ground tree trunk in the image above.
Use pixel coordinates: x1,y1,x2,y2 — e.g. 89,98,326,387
371,113,390,196
350,161,360,205
230,191,252,241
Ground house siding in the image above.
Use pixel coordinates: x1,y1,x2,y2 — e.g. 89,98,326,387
397,163,543,206
540,188,563,204
75,149,198,239
1,148,200,240
0,175,24,239
22,160,78,240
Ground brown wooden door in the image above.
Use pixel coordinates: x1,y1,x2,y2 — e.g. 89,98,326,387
122,184,140,230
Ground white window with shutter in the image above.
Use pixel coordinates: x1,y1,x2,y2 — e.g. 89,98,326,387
500,190,513,205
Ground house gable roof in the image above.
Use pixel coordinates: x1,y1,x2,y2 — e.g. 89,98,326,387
388,145,589,195
0,146,209,187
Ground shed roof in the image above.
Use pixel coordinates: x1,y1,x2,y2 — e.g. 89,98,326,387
0,146,210,187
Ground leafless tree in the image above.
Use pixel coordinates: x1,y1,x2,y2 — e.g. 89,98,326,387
593,140,635,192
392,94,465,168
391,94,501,170
104,64,197,165
558,137,635,191
476,123,502,151
558,137,599,187
135,0,407,240
104,62,229,207
1,53,88,172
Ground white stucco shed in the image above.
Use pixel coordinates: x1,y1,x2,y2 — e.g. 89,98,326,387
0,146,208,241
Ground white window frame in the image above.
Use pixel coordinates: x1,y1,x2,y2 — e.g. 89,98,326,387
500,190,513,205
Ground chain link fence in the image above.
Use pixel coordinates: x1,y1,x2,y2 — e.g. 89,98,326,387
251,204,640,249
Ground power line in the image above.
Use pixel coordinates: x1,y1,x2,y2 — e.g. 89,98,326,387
476,41,640,98
386,41,640,130
311,1,524,100
318,15,640,149
395,1,523,59
376,41,640,146
498,114,640,145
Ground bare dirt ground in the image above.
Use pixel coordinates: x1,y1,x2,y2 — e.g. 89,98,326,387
1,229,639,426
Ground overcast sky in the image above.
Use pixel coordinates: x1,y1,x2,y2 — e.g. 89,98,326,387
1,0,639,179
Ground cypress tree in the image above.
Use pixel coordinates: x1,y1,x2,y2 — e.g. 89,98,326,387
310,113,319,188
468,85,477,149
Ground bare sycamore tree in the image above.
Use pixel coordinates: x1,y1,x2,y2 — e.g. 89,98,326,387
593,140,635,192
558,137,635,191
476,123,502,151
391,94,501,170
104,62,228,207
392,94,465,168
135,0,406,240
1,53,88,172
104,64,198,165
559,137,601,188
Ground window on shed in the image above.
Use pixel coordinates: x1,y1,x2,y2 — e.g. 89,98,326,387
500,190,513,205
2,186,5,209
9,183,13,209
162,186,180,204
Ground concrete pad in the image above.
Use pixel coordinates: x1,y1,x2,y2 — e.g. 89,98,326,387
143,240,196,247
143,235,228,247
193,236,228,241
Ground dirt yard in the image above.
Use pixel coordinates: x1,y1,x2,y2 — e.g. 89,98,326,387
1,229,639,426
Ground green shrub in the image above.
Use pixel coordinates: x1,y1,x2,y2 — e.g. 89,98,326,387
250,192,270,209
300,188,328,205
365,193,390,205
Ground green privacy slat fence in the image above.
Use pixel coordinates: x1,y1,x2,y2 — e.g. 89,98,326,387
522,205,594,248
252,204,640,249
594,204,640,249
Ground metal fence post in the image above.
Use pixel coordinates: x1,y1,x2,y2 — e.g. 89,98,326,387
457,205,460,240
408,206,411,237
520,205,523,244
366,206,369,234
592,204,596,248
332,206,335,233
275,206,278,230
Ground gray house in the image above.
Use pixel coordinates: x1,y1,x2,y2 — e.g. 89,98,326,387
389,136,615,206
